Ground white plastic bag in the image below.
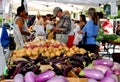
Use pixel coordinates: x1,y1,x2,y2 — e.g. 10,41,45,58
33,25,45,35
73,32,82,45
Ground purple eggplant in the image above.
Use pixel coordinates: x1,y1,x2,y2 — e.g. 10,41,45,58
31,53,42,64
14,74,24,82
24,71,36,82
79,69,104,80
88,78,97,82
10,62,23,79
111,74,119,82
113,70,120,75
104,69,113,77
61,64,72,77
51,63,63,75
101,76,116,82
36,70,55,82
111,62,120,71
93,59,114,67
46,76,68,82
49,56,68,64
93,65,110,73
31,65,41,75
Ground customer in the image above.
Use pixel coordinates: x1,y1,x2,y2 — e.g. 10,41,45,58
46,14,53,35
33,13,46,40
75,14,87,46
35,13,44,25
14,6,30,49
115,21,120,35
64,10,75,35
79,14,87,29
53,7,71,44
63,10,76,47
78,8,99,55
101,18,113,34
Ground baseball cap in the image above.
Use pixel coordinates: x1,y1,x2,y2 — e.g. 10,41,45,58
53,7,62,17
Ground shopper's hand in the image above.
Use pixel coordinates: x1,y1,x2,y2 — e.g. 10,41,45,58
53,27,64,32
77,30,84,34
53,27,57,31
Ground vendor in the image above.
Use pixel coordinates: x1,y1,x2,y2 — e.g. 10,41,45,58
14,6,30,49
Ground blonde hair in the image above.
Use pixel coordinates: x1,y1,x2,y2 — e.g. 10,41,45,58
64,10,71,17
36,13,41,17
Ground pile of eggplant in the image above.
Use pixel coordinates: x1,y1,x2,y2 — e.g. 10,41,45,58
80,59,120,82
5,52,99,79
4,54,43,79
14,70,69,82
48,52,94,77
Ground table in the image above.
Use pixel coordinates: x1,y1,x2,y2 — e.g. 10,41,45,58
108,41,120,52
101,40,120,58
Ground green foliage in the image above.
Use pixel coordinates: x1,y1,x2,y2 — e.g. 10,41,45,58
96,30,104,42
96,28,120,42
0,16,2,24
103,34,119,41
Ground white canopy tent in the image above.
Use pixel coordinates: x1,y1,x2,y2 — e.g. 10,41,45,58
11,0,90,15
9,0,116,15
34,0,115,6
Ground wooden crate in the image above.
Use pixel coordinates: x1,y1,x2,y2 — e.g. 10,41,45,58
67,78,88,82
1,79,13,82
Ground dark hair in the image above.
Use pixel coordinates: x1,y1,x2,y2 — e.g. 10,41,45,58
97,12,104,19
16,6,25,16
26,12,28,16
59,9,63,12
31,16,36,21
88,8,98,25
46,14,51,17
117,21,120,24
80,14,87,24
27,16,36,27
75,20,80,24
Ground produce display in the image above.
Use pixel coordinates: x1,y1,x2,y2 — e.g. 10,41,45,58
96,31,120,42
11,39,87,59
80,59,120,82
13,70,68,82
114,37,120,43
4,57,120,82
5,50,97,79
2,39,120,82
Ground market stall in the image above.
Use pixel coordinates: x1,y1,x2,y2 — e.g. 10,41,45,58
0,39,119,82
0,0,120,82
